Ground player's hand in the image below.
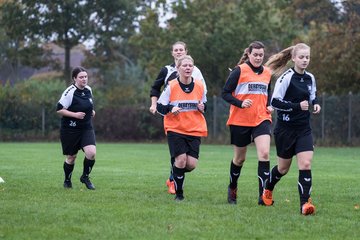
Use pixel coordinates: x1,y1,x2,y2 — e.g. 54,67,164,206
313,104,321,114
300,100,309,111
92,110,96,117
197,102,205,113
75,112,86,119
171,106,182,115
241,99,253,108
266,106,274,113
149,104,157,115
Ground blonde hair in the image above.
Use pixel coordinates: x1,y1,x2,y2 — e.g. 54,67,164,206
176,55,194,68
237,41,265,65
266,43,310,77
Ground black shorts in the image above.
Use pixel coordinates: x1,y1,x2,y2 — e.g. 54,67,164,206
167,131,201,159
274,126,313,159
230,120,271,147
60,128,96,155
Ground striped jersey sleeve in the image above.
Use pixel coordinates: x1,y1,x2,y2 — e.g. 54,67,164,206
271,69,300,112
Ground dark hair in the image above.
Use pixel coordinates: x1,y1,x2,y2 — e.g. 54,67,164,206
71,66,87,80
237,41,265,65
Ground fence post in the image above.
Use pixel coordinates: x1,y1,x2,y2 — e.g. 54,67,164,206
213,95,218,139
321,92,325,141
348,91,352,144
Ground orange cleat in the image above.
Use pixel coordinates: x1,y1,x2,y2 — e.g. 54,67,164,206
261,189,274,206
301,198,316,215
227,187,237,204
166,179,176,195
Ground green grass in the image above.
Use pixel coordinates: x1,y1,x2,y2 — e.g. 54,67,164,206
0,143,359,239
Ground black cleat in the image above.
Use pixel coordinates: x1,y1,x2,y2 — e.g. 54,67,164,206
174,194,184,201
80,175,95,190
63,180,72,189
227,187,237,204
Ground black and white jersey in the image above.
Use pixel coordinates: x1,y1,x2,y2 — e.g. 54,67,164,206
271,68,318,128
150,63,206,98
56,84,94,130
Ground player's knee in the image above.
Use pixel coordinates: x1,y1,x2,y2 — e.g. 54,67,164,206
66,155,76,164
85,150,96,160
175,155,187,168
233,157,245,166
258,150,270,160
186,162,197,171
299,160,312,170
278,166,290,175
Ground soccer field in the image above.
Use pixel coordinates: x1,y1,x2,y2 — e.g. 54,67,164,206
0,143,359,239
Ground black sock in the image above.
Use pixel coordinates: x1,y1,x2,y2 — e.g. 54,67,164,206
266,165,284,191
229,160,242,189
258,161,270,197
83,157,95,177
298,170,312,206
173,166,185,195
63,162,74,181
169,157,175,181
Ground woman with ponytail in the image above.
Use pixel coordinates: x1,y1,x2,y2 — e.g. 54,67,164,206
222,41,273,205
262,43,321,215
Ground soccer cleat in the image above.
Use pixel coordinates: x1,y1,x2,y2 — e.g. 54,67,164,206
166,179,176,195
227,187,237,204
261,189,274,206
80,175,95,190
301,198,316,215
258,196,267,205
174,193,184,201
63,180,72,189
258,196,274,206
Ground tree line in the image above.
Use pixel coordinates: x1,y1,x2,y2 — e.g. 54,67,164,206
0,0,359,141
1,0,359,94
